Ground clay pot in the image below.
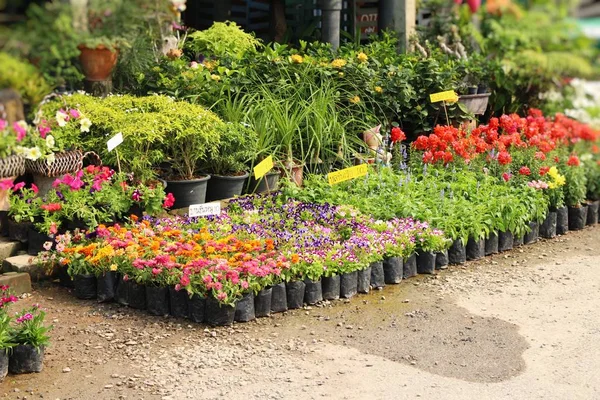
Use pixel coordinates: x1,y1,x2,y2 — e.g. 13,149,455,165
78,45,118,81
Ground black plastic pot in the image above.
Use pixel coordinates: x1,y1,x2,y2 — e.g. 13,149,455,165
165,175,211,210
568,205,588,231
97,271,118,303
205,296,235,326
523,222,539,245
556,206,569,235
0,211,8,237
466,237,485,260
0,349,7,381
245,170,280,194
8,345,44,374
370,261,385,289
322,275,340,300
303,279,323,305
340,271,358,299
435,250,449,270
58,265,74,288
513,234,524,247
540,211,557,239
270,282,287,313
286,280,306,309
586,200,599,225
485,233,499,256
188,294,206,323
383,257,403,284
27,227,52,256
448,239,466,264
73,274,97,300
357,265,372,293
416,251,436,274
498,231,513,252
467,86,478,95
206,172,249,202
169,286,189,319
403,254,417,279
234,292,255,322
146,285,169,316
117,279,146,310
477,83,489,94
7,220,31,243
254,287,272,318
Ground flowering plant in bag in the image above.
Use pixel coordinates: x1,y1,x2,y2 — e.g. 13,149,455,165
10,305,52,350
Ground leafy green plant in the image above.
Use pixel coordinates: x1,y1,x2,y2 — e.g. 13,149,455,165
10,306,52,350
186,21,262,59
0,53,52,107
563,163,587,207
201,122,258,176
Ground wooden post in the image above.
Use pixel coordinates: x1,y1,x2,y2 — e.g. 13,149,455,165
379,0,416,52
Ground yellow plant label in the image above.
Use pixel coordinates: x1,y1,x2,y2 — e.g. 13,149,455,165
430,90,458,103
253,156,274,179
328,164,368,185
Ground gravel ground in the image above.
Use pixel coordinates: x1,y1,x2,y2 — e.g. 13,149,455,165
0,226,599,399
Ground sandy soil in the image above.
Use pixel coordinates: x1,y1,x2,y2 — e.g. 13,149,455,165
0,226,599,400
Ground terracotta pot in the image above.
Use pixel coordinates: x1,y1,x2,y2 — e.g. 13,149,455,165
78,45,118,81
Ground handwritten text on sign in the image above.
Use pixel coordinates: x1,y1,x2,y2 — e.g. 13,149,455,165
107,132,124,152
429,90,458,103
253,156,274,179
328,164,368,185
189,202,221,218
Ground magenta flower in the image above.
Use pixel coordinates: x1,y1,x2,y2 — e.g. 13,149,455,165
16,313,33,323
69,109,81,119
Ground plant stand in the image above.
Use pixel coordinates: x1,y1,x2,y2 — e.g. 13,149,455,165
83,79,113,97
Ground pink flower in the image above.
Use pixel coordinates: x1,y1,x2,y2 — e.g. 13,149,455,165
216,292,227,301
16,313,33,323
241,281,249,289
163,193,175,209
180,274,190,286
0,179,13,191
174,284,182,291
12,182,25,192
49,222,58,235
151,268,162,275
69,109,81,119
12,121,26,142
38,123,51,139
502,172,511,182
0,119,6,131
31,184,39,194
43,241,53,251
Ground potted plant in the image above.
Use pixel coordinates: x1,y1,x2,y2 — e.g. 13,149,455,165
78,38,120,82
9,306,52,374
203,123,258,201
563,156,588,231
8,183,41,243
161,105,224,209
0,286,17,381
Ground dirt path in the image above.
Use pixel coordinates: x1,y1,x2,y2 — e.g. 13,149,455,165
1,227,599,400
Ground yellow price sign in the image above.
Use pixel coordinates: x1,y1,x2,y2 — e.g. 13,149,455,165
430,90,458,103
253,156,274,179
327,164,368,185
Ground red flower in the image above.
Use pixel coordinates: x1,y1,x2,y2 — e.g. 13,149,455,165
497,151,512,165
534,151,546,161
443,151,454,164
163,193,175,209
41,203,62,212
539,166,550,176
422,151,434,164
502,172,511,182
518,166,531,176
567,155,580,167
390,127,406,143
413,136,429,151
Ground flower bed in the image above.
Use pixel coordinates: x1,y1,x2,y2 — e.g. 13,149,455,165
37,194,449,325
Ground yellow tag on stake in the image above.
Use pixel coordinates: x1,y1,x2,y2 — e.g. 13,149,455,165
327,164,368,185
430,90,458,103
253,156,274,179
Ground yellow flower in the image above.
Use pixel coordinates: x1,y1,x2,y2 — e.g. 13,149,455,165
290,54,304,64
554,174,566,186
203,60,216,71
331,59,347,69
357,52,368,63
547,166,559,179
210,74,221,81
338,72,345,77
349,96,361,104
110,264,118,271
374,86,383,93
548,182,557,189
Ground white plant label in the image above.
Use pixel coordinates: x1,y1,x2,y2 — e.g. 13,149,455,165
189,202,221,218
107,132,124,152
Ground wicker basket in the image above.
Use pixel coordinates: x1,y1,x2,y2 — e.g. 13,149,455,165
0,155,25,179
459,93,491,116
25,150,101,178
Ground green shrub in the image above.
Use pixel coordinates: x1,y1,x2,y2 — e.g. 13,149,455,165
0,53,52,107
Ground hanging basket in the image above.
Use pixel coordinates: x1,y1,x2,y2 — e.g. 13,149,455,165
25,150,102,178
459,93,491,116
0,155,25,179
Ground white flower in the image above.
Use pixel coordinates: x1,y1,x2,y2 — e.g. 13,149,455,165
80,117,92,133
46,152,56,165
25,147,42,161
45,134,56,149
56,111,68,127
33,109,43,125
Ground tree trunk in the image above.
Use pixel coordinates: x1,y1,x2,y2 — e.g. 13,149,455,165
270,0,287,43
